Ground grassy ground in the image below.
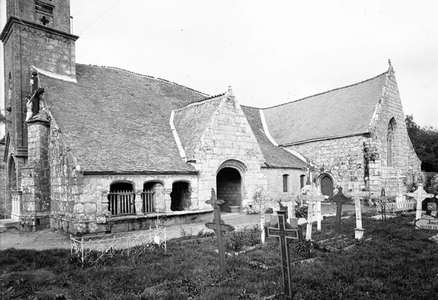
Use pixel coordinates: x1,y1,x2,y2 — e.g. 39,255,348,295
1,214,438,300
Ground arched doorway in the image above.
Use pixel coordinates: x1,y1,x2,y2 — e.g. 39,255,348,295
320,175,334,198
216,167,242,212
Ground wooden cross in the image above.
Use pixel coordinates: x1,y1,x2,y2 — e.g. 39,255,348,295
266,210,303,299
333,187,349,233
205,188,235,272
351,181,365,240
407,183,434,221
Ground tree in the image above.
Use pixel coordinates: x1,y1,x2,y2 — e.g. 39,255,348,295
406,115,438,172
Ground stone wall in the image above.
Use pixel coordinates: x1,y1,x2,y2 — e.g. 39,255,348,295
261,168,307,199
18,119,51,229
368,69,421,196
193,94,268,209
287,135,370,195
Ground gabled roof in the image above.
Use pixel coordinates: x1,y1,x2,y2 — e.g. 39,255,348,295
263,71,389,145
242,105,308,169
40,64,208,173
173,95,224,159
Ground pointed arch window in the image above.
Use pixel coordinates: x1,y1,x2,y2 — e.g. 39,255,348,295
387,118,396,167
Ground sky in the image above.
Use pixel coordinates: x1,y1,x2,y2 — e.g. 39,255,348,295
1,0,438,133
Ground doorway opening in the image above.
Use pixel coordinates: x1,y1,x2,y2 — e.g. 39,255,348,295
216,167,242,212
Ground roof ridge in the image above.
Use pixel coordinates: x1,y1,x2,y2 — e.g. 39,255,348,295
77,64,209,96
263,70,389,110
176,93,226,111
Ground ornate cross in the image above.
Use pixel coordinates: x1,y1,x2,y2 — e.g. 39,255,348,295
266,210,303,299
205,188,235,272
407,183,434,222
333,187,349,233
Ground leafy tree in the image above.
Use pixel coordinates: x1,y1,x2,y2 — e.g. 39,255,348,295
406,115,438,172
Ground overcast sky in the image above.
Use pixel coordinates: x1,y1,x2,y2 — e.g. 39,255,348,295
1,0,438,130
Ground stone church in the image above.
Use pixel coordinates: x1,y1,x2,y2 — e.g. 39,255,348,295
0,0,421,234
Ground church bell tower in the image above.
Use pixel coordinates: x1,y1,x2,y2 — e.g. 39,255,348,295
1,0,77,225
1,0,78,159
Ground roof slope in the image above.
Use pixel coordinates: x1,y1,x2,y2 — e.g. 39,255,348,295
173,96,224,159
40,64,208,173
263,72,388,145
242,105,308,169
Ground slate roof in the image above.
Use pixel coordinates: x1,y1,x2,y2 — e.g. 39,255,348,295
173,95,224,160
241,106,308,169
40,64,208,173
262,71,388,145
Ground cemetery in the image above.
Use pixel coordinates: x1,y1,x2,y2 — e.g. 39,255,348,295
1,183,438,300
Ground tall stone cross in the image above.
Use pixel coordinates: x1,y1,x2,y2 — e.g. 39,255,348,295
407,183,434,222
266,210,303,299
205,188,235,272
333,187,349,234
350,181,365,240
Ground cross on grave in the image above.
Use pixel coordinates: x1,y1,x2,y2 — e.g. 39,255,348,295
266,210,303,299
351,181,365,240
407,184,435,230
407,183,434,221
205,188,235,272
333,187,349,234
308,185,324,233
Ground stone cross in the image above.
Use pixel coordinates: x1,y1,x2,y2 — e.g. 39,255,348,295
205,188,235,272
407,183,435,222
306,195,315,240
333,187,349,233
351,181,364,240
266,210,303,299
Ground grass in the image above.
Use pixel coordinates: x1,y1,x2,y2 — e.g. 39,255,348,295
1,215,438,299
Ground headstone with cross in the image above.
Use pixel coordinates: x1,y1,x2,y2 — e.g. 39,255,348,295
407,184,437,230
333,187,349,234
350,181,365,240
266,210,303,299
205,188,235,271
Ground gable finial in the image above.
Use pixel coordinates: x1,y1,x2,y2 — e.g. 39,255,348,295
388,59,392,67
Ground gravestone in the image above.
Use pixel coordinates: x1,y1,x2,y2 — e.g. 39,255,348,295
266,210,303,299
351,181,364,240
425,174,438,217
333,187,349,233
205,188,235,272
407,183,436,230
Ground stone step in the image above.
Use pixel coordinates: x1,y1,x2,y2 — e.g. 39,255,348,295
0,219,20,232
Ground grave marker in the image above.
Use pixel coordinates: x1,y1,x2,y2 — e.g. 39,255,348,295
351,181,364,240
266,210,303,299
407,184,437,230
205,188,235,272
333,187,349,233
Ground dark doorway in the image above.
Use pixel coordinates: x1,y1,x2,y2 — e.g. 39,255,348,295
171,182,191,211
320,175,334,198
216,167,242,212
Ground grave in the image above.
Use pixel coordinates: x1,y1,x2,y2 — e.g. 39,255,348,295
205,188,235,272
406,184,436,230
266,210,303,299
